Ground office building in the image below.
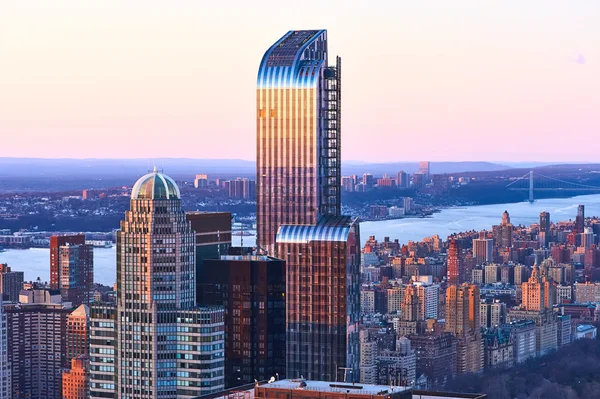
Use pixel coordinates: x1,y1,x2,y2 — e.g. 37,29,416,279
447,238,464,285
473,232,493,265
258,30,360,381
50,234,94,307
63,356,89,399
116,169,226,398
445,284,483,374
198,255,286,387
5,289,70,399
0,263,24,302
89,302,117,399
194,174,208,188
186,212,232,303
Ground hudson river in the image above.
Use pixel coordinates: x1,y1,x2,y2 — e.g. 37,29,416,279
2,194,600,286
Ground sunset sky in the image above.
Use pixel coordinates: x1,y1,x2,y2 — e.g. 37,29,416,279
1,1,598,162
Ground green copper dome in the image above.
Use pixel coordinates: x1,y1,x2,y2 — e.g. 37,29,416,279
131,167,181,200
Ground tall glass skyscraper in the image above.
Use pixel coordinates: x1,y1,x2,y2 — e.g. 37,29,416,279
115,168,225,399
257,29,342,254
257,30,360,381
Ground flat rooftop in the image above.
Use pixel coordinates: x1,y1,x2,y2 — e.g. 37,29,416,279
261,380,411,395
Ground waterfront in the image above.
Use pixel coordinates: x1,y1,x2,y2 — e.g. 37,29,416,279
2,194,599,285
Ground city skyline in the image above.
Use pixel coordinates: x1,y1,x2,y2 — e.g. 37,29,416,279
2,1,599,162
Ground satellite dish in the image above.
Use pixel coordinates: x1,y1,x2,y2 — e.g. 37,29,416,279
269,377,276,384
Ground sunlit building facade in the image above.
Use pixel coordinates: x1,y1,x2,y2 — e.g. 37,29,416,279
116,169,225,399
257,30,361,381
257,29,341,254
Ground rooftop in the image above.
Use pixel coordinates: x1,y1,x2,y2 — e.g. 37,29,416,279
260,380,411,395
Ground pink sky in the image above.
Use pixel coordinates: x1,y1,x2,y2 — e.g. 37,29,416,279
1,1,598,162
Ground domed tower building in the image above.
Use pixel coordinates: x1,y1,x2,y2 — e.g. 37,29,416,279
116,168,225,399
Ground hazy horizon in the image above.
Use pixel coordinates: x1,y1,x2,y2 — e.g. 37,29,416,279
2,1,598,162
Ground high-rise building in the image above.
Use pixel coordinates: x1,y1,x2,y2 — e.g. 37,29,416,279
193,174,208,188
56,241,94,307
446,238,464,285
539,211,550,233
521,264,556,311
227,178,256,200
445,284,483,374
198,255,286,387
418,161,430,181
258,30,360,381
582,227,595,249
116,169,225,398
362,173,375,189
257,29,342,252
396,171,409,189
480,300,506,328
473,232,493,265
186,212,232,303
62,356,89,399
0,299,10,399
341,176,355,192
484,264,500,284
409,332,457,387
50,234,86,290
67,304,89,362
277,218,360,380
495,211,514,248
0,263,24,302
575,205,585,234
6,289,70,399
89,302,116,399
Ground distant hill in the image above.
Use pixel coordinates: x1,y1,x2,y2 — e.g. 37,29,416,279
341,161,511,175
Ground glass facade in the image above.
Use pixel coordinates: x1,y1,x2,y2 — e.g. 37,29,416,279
257,30,360,382
116,170,225,399
257,30,341,254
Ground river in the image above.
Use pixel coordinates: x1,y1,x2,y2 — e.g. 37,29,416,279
2,194,599,286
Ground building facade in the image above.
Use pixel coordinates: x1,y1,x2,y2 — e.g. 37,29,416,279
258,30,360,381
198,255,286,387
115,170,225,398
63,356,89,399
5,289,69,399
0,264,23,303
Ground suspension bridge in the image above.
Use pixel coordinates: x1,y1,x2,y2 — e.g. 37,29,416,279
506,170,600,203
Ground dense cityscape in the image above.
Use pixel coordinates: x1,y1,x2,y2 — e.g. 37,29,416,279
1,23,600,399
